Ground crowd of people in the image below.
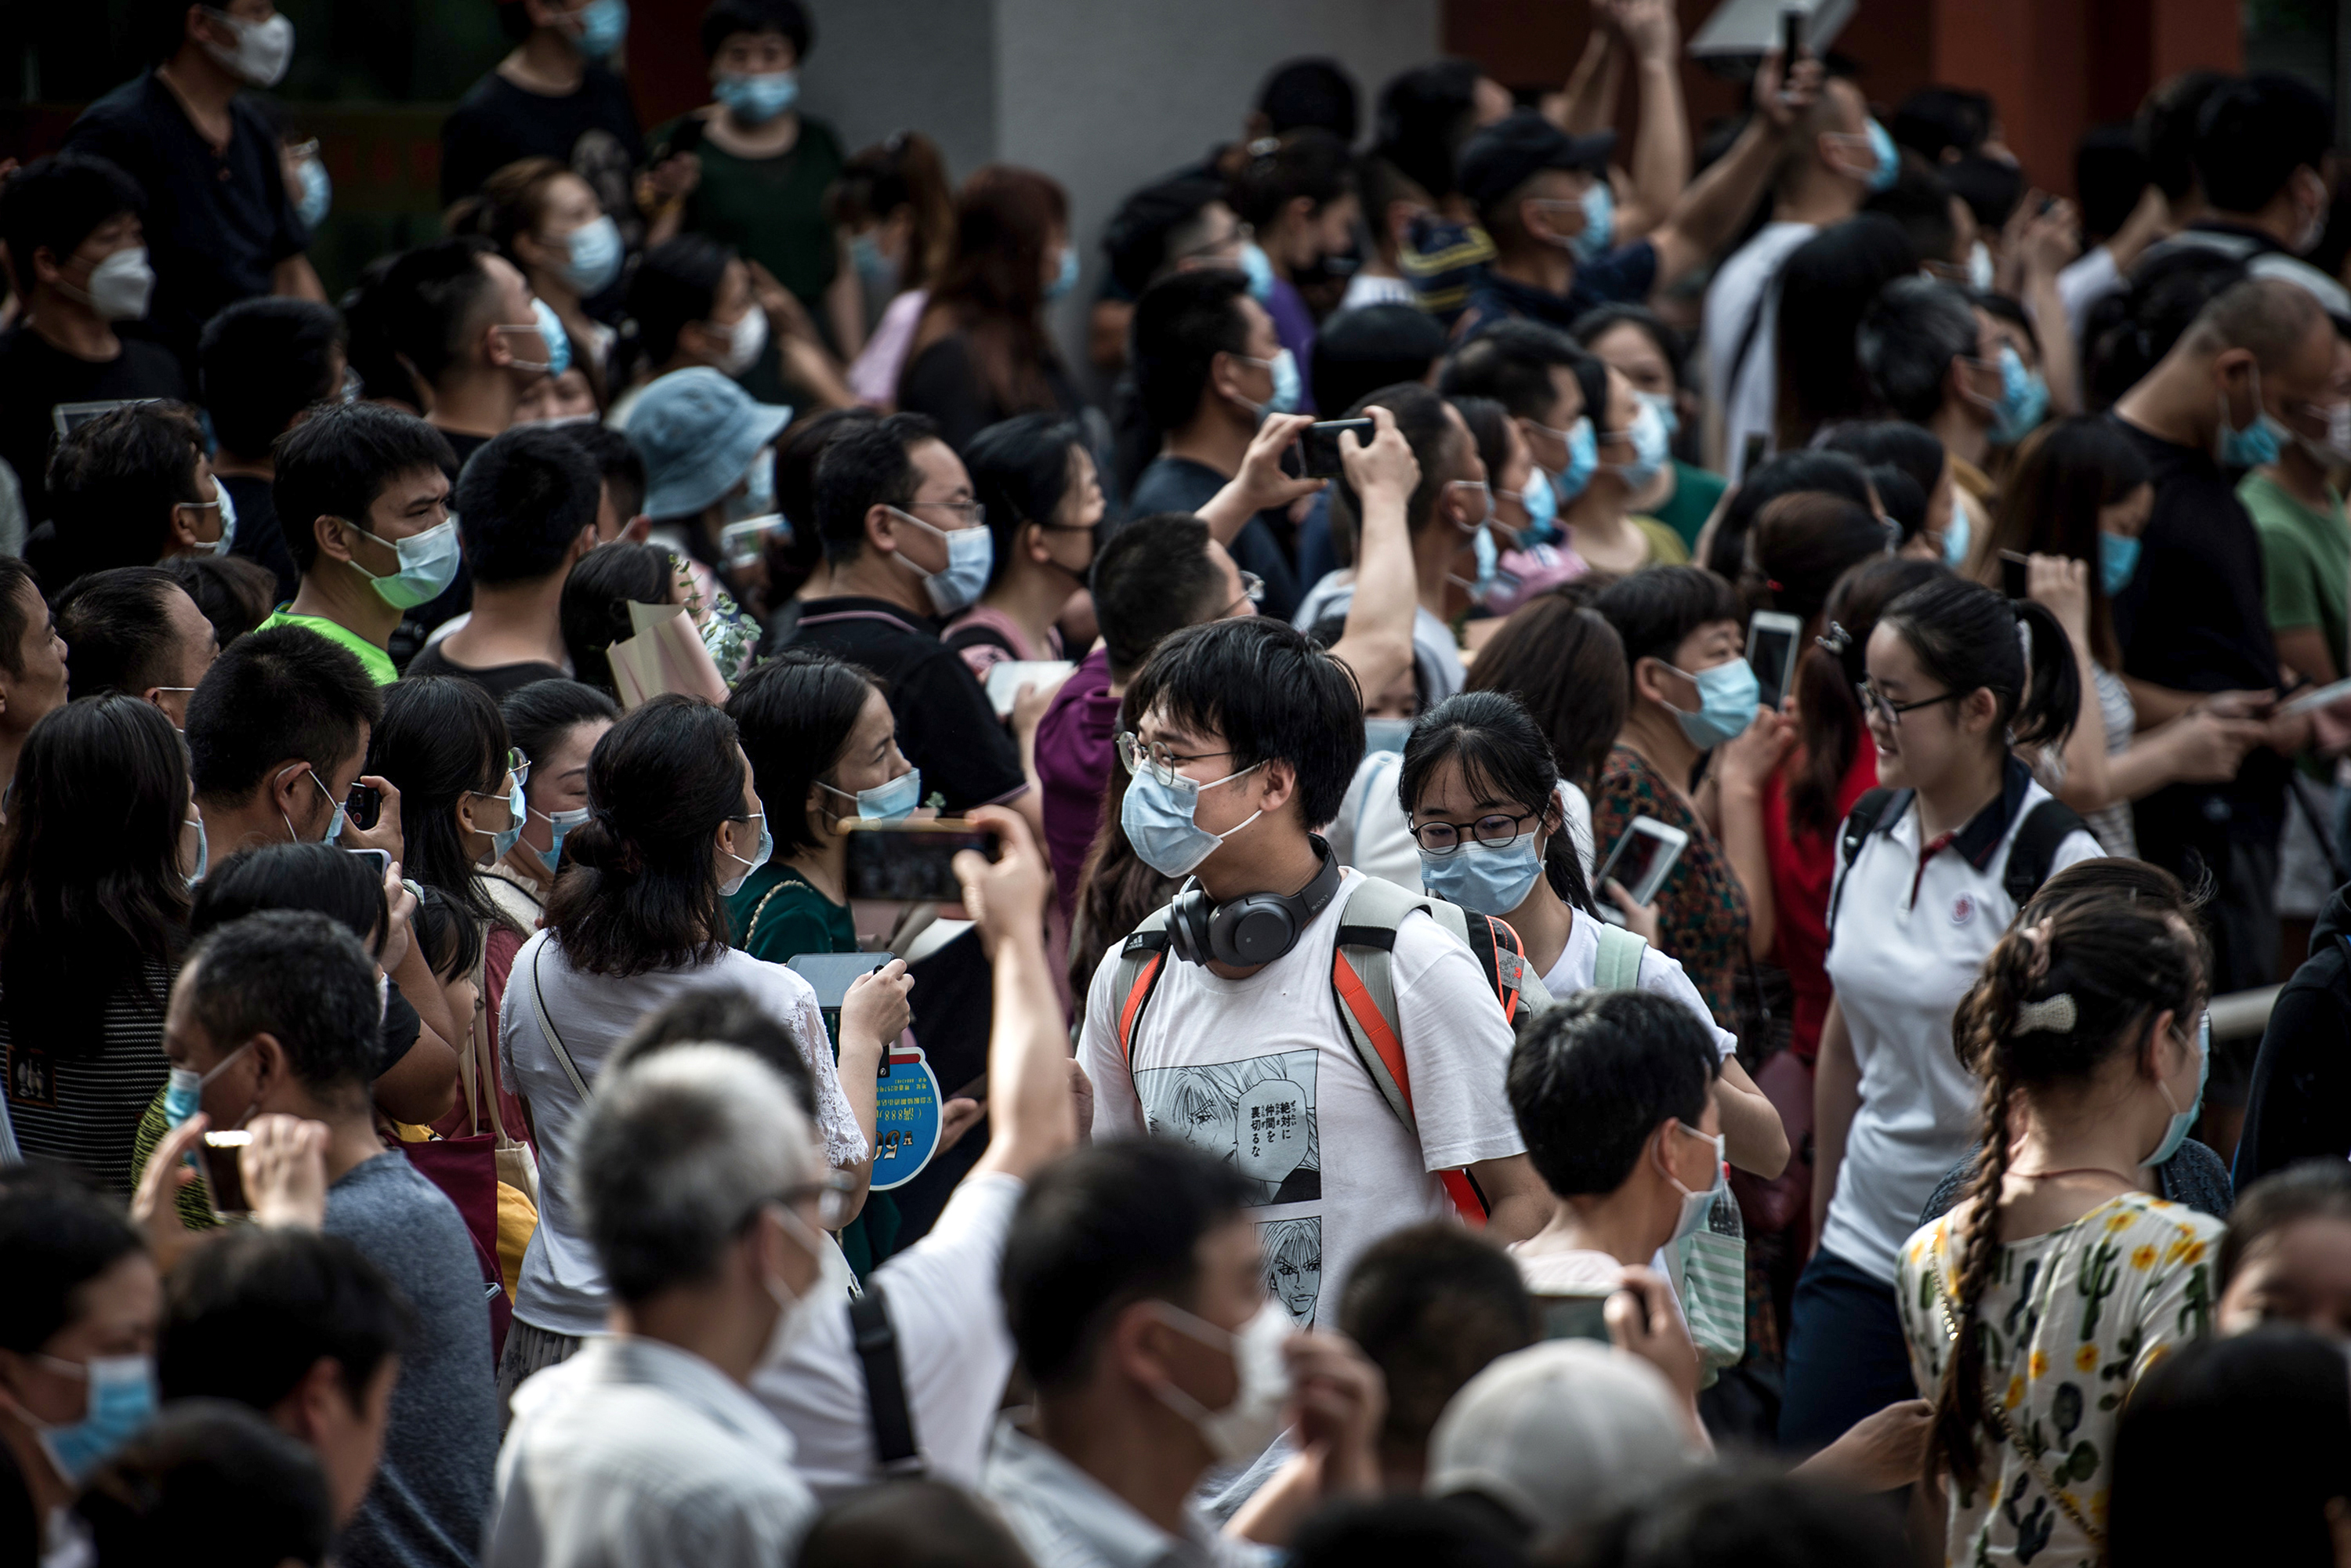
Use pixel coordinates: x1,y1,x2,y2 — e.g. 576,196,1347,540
5,0,2351,1563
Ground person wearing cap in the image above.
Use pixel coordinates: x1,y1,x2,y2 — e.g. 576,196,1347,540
624,366,789,683
1453,49,1815,343
1424,1338,1705,1548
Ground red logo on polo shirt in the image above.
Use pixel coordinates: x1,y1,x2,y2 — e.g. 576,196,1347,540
1951,893,1976,926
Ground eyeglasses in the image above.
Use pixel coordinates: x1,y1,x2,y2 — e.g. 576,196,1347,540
506,748,531,790
1172,220,1253,266
760,1171,859,1232
906,496,987,529
1117,730,1239,788
1854,679,1959,728
1411,809,1538,856
1225,570,1266,617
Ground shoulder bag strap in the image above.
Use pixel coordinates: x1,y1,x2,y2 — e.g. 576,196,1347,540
527,941,592,1103
742,871,804,954
848,1284,925,1477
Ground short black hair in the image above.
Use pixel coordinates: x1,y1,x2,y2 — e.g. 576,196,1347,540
798,1480,1037,1568
2221,1160,2351,1291
500,679,620,793
1092,515,1225,682
1227,128,1357,231
1570,1465,1909,1568
1813,419,1947,498
1857,275,1980,423
1862,156,1959,266
2196,72,2335,216
727,650,885,857
1509,989,1719,1197
1375,60,1488,201
606,985,817,1115
45,400,206,580
811,412,939,564
379,235,502,390
74,1400,333,1568
182,911,383,1106
160,1227,411,1413
1946,151,2026,232
191,842,386,953
55,567,190,700
1103,176,1229,298
2075,122,2151,244
1338,1223,1535,1461
1591,565,1743,698
0,559,38,682
1000,1140,1254,1390
159,554,275,650
1259,57,1359,142
187,625,383,806
697,0,810,60
0,1168,145,1356
1132,269,1253,433
453,424,601,586
198,298,347,462
1438,319,1588,422
2138,70,2230,203
557,421,647,523
1125,616,1364,827
272,401,455,576
0,152,145,298
772,407,876,595
1890,86,1992,162
1333,381,1460,541
966,413,1089,590
624,237,734,370
1313,305,1447,420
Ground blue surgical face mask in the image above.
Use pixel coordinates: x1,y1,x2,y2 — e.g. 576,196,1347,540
1540,417,1599,505
165,1041,251,1132
1121,761,1263,878
475,777,527,861
1863,118,1900,193
284,766,348,847
346,516,462,610
1604,397,1671,491
1636,389,1681,441
2146,1011,2211,1166
715,69,799,125
293,153,331,230
1983,346,2050,447
184,813,207,886
34,1354,157,1484
719,809,773,898
1238,241,1277,303
1942,509,1972,570
889,508,994,615
570,0,628,60
534,804,590,872
1363,717,1413,756
2098,531,2142,598
1572,180,1614,262
1237,349,1302,418
498,299,572,378
557,215,623,296
1502,469,1559,545
822,766,923,823
208,480,238,557
851,230,895,290
1661,657,1760,748
1418,830,1545,914
2217,363,2290,468
1045,245,1079,302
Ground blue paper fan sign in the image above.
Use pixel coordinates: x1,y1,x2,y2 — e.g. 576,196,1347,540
870,1040,944,1192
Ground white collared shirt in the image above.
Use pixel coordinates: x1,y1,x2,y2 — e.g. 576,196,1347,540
981,1417,1274,1568
489,1336,817,1568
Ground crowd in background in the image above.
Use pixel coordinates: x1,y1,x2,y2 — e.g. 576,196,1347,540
7,0,2351,1564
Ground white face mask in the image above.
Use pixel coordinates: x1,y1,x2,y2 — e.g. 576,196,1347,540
60,247,156,323
198,6,295,87
758,1201,849,1371
1146,1299,1293,1464
713,308,767,377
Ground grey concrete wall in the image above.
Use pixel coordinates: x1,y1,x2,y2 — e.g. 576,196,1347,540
795,0,1001,189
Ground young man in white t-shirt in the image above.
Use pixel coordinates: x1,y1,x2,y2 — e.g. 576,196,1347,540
1077,615,1550,1328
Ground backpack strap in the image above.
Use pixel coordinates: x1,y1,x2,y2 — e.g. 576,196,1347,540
1827,788,1909,935
1110,908,1176,1068
1591,922,1650,991
847,1284,925,1478
2001,798,2088,908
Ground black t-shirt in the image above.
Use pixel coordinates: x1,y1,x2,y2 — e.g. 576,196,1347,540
0,324,187,526
439,66,646,239
785,595,1026,812
377,987,423,1080
221,471,297,606
2110,414,2289,849
894,331,1085,457
1126,455,1301,622
404,641,567,699
62,71,309,374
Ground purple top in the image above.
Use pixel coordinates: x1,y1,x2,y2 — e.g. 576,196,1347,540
1036,646,1119,917
1263,277,1319,415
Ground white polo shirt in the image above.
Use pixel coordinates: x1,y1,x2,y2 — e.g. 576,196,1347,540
1819,762,2103,1283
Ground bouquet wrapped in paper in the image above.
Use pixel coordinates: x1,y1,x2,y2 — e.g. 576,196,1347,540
607,600,731,709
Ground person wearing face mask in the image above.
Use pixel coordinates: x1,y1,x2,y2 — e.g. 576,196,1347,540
62,2,327,382
2111,277,2335,996
987,1138,1385,1563
1897,889,2219,1566
1791,574,2102,1454
34,401,235,587
488,1045,834,1566
1552,357,1688,577
2240,329,2351,725
949,415,1102,680
1571,303,1725,555
440,0,648,248
1589,568,1795,1029
255,401,462,685
380,235,565,479
449,158,625,409
0,154,188,529
54,569,219,735
833,132,958,407
623,368,783,683
1857,276,2023,551
608,237,769,428
1436,320,1602,548
488,681,618,920
161,911,500,1568
1223,130,1363,412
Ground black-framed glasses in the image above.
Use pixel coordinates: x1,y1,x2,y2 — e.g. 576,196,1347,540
1116,730,1238,788
1855,679,1959,728
1411,809,1538,856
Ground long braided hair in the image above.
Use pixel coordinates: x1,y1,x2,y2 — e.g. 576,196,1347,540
1926,887,2207,1493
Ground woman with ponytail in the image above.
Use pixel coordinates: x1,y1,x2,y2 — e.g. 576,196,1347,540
1897,888,2220,1565
1396,690,1788,1179
1781,573,2107,1451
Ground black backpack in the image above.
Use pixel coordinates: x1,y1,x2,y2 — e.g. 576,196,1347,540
1826,787,2087,932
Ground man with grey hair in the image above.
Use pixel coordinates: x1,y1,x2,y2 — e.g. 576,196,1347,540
1856,274,2004,538
2111,275,2333,994
487,1044,835,1568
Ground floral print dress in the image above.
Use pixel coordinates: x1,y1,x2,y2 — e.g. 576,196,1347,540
1896,1190,2223,1566
1593,744,1748,1023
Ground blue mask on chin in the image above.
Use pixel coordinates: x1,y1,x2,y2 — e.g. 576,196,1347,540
2098,531,2142,597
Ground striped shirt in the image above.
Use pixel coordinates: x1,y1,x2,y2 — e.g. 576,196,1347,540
4,960,176,1197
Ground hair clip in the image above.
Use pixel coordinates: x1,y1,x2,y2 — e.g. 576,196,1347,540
2013,994,2077,1036
1815,622,1852,657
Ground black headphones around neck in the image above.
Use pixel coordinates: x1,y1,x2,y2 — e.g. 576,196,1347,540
1167,835,1344,968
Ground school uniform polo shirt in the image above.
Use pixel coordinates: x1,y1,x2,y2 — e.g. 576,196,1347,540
1819,758,2103,1284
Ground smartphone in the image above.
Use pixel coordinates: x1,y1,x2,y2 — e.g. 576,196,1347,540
788,951,893,1051
1594,815,1690,923
721,513,791,570
1302,418,1372,480
843,820,1001,904
984,659,1075,718
201,1130,252,1219
1741,431,1769,476
1999,549,2030,599
348,846,391,878
1780,5,1806,62
345,782,382,832
1747,610,1802,712
1536,1294,1616,1343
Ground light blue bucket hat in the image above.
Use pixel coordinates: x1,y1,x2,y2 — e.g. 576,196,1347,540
625,367,792,519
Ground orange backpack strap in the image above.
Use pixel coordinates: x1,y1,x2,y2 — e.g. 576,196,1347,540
1110,917,1176,1068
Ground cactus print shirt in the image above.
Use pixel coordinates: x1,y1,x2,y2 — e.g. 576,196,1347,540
1896,1190,2223,1566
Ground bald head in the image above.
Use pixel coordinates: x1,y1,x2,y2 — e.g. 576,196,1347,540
2184,277,2330,370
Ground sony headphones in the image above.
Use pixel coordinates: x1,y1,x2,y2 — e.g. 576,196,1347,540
1167,834,1344,967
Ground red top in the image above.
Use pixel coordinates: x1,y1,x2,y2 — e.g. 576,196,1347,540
1763,737,1877,1061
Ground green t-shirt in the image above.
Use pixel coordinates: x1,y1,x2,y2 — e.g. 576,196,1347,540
659,114,844,312
1649,459,1728,552
253,610,398,685
726,863,857,964
2242,469,2351,679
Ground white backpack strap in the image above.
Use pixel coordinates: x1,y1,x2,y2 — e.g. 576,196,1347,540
1590,922,1650,992
1328,876,1435,1134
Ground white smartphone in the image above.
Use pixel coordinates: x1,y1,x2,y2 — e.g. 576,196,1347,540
1747,610,1804,712
1594,815,1690,924
2284,677,2351,715
983,659,1075,717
